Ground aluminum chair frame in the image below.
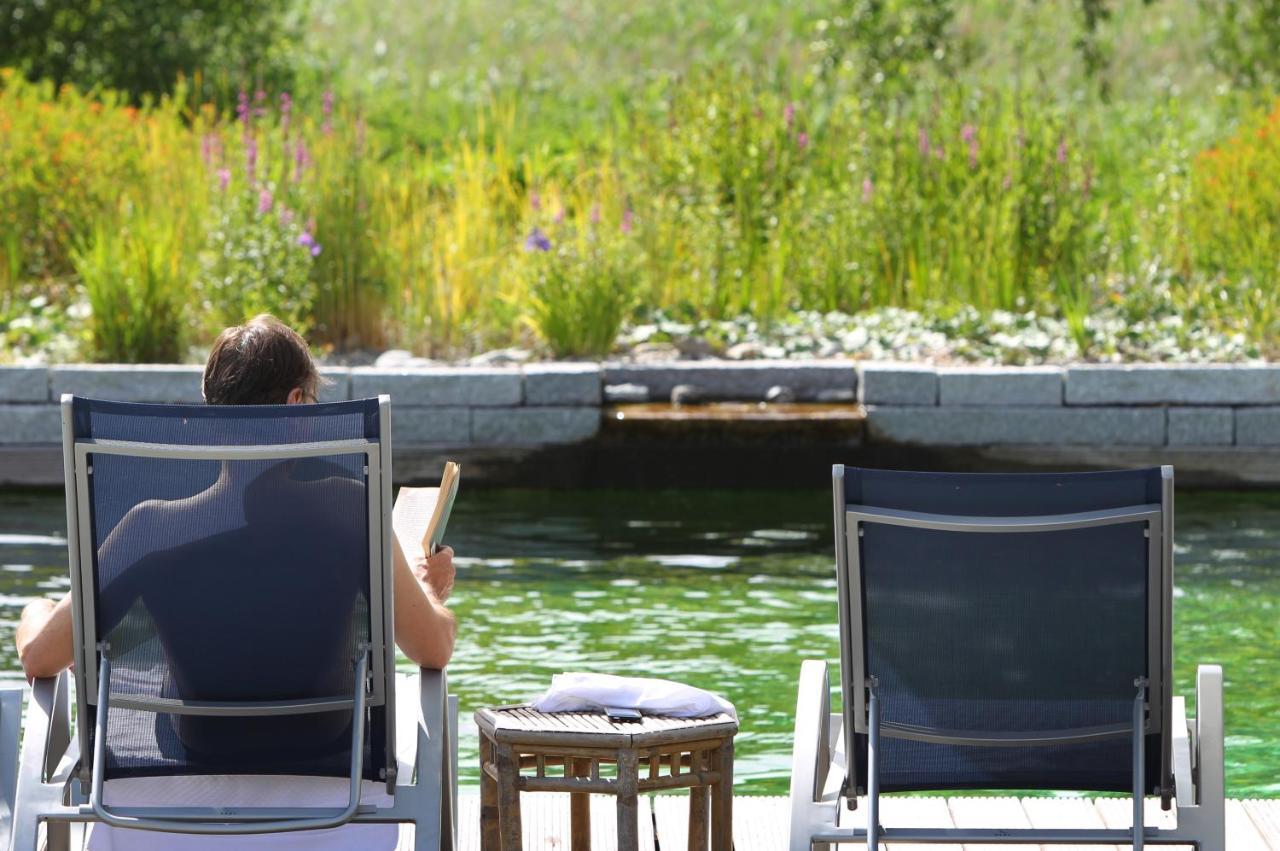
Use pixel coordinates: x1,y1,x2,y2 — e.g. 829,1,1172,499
1,395,459,850
787,464,1226,850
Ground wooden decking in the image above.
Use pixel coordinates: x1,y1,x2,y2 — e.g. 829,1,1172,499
455,793,1280,850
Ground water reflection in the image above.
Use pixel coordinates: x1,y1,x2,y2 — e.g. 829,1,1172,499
0,487,1276,796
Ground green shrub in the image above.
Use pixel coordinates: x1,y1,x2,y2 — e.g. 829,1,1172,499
73,212,189,362
517,216,641,358
198,179,319,333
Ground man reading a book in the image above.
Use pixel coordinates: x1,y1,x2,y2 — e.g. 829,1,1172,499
16,313,457,677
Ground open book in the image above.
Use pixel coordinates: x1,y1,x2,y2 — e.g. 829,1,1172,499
392,461,461,561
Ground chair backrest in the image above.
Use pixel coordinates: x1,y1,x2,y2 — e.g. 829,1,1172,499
833,465,1172,798
61,395,396,786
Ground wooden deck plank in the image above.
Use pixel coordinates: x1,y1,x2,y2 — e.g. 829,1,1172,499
458,791,481,851
946,796,1041,851
453,793,1280,851
1092,797,1189,849
1243,800,1280,850
879,795,960,851
1018,796,1120,851
653,792,790,851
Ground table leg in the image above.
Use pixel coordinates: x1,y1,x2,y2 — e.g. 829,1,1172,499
481,736,500,851
496,744,523,851
616,749,640,851
571,758,592,851
688,750,710,851
712,740,734,851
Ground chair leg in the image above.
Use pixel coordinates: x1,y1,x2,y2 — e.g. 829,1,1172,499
712,741,733,851
495,745,523,851
1132,679,1147,851
480,738,501,851
865,678,881,851
688,751,709,851
570,759,592,851
616,750,640,851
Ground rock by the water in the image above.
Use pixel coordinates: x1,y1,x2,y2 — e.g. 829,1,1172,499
725,341,764,360
631,342,680,363
675,337,716,359
765,385,796,404
470,347,533,366
671,384,707,406
374,349,415,367
604,383,650,403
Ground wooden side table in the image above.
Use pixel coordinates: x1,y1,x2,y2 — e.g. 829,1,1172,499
475,706,738,851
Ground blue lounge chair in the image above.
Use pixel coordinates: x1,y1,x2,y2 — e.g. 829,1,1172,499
788,465,1225,849
1,395,457,850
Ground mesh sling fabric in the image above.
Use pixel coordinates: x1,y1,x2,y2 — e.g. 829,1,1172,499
843,467,1163,794
73,397,387,781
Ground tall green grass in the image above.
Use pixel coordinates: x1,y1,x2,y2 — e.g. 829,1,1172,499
4,0,1280,361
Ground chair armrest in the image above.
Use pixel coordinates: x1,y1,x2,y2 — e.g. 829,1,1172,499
0,687,25,847
23,674,71,786
789,660,834,807
1194,665,1224,809
396,668,450,786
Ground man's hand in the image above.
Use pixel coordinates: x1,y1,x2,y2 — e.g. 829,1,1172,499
414,545,455,602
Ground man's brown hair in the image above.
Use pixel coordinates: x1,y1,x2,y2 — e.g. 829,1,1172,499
202,315,322,405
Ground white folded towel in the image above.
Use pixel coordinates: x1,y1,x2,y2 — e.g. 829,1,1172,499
530,672,737,721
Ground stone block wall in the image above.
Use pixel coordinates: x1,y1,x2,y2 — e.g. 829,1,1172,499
0,364,607,449
861,364,1280,448
2,361,1279,457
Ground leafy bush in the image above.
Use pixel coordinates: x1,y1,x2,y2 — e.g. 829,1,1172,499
73,212,189,362
0,0,298,102
1200,0,1280,88
198,180,319,333
1183,98,1280,346
516,208,641,358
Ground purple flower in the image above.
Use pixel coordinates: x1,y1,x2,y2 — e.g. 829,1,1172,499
524,227,552,252
796,131,809,150
216,168,231,192
237,90,250,127
200,133,216,166
299,231,322,256
279,207,295,225
245,137,258,178
1057,139,1069,165
621,209,634,234
530,191,541,212
918,127,931,159
783,102,795,128
293,139,311,181
862,178,874,201
280,92,292,136
258,188,273,214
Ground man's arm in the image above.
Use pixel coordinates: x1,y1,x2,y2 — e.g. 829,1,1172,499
16,594,75,680
392,535,456,669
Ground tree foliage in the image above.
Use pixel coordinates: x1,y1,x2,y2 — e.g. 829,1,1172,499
0,0,300,102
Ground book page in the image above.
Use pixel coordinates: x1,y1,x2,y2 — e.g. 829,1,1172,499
392,461,461,561
392,486,440,562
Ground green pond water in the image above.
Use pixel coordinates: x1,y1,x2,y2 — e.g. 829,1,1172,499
0,488,1275,797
